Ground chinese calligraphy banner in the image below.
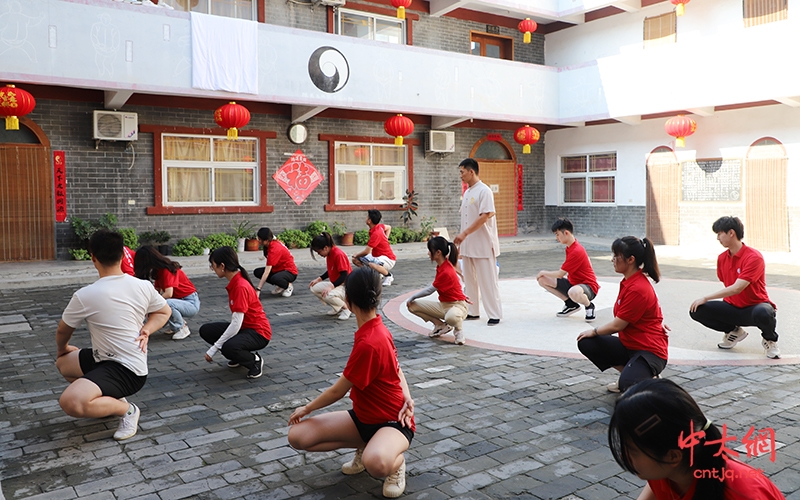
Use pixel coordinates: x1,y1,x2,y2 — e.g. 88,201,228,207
53,150,66,222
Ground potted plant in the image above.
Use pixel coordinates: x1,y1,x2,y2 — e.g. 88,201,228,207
245,232,260,251
153,230,172,255
419,216,437,241
233,220,256,252
331,221,353,246
400,189,419,227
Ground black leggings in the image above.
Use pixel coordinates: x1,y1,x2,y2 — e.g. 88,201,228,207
689,301,777,342
254,268,297,290
199,322,269,369
578,335,667,392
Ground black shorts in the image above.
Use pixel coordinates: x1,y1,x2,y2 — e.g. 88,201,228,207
556,278,596,301
348,409,414,445
79,348,147,399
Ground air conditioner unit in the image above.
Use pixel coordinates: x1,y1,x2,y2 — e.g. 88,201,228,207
426,130,455,153
93,110,138,141
317,0,346,6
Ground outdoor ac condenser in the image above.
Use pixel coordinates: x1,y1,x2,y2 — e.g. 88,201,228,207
93,110,138,141
426,130,455,153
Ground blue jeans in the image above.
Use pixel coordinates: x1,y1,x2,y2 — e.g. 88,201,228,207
166,292,201,330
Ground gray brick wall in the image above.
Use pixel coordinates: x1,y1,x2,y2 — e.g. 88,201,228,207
542,205,646,240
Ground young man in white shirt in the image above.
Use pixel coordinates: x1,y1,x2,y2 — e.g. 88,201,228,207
55,229,171,440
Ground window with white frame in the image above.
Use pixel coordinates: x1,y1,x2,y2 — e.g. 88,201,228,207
335,142,406,204
561,153,616,204
159,0,256,20
162,134,258,206
335,9,405,44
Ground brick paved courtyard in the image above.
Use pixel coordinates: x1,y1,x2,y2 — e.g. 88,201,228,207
1,248,799,499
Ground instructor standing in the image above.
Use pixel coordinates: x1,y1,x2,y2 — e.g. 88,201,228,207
454,158,502,326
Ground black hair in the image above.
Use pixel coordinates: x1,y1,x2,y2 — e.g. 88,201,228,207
345,266,382,312
257,227,274,259
711,216,744,241
367,209,382,225
133,245,181,281
551,217,574,233
88,229,124,267
310,231,335,260
209,246,255,289
427,236,459,266
609,379,725,500
611,236,661,283
459,158,479,175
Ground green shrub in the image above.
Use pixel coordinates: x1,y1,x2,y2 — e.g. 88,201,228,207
306,221,331,239
353,229,369,246
331,221,347,237
277,229,312,249
70,217,95,242
69,248,91,261
119,228,139,249
203,232,237,251
173,236,205,257
233,220,256,239
388,227,401,245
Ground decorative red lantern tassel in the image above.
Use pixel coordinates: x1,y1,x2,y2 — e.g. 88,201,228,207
384,114,414,146
518,18,537,44
391,0,412,20
0,84,36,131
514,125,540,154
214,101,250,141
671,0,689,16
664,115,696,148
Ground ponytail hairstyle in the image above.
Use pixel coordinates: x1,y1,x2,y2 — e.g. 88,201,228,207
257,227,274,259
345,266,382,313
609,378,725,500
611,236,660,283
134,245,181,281
209,246,256,289
427,236,459,266
310,231,335,260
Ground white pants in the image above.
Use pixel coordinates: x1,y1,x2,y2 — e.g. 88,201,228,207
310,282,347,311
407,299,469,329
462,256,502,320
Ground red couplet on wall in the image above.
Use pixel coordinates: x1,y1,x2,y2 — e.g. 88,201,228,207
486,133,502,142
54,150,67,222
517,164,523,211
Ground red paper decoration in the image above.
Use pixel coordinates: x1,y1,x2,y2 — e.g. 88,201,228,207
664,115,696,148
670,0,689,16
54,151,67,222
214,101,250,140
273,150,324,205
516,164,523,211
391,0,412,19
514,125,540,154
0,84,36,130
518,18,537,44
384,114,414,146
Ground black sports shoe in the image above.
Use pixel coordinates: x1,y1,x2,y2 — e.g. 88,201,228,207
584,303,596,322
487,318,500,326
247,354,263,379
466,315,480,320
557,304,581,317
227,360,240,368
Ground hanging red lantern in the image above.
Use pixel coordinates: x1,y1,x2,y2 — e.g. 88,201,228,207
391,0,412,20
664,115,696,148
514,125,540,154
214,101,250,140
384,114,414,146
670,0,689,16
0,84,36,131
518,18,537,44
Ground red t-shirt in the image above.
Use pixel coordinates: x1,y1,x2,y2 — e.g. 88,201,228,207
368,224,396,260
226,272,271,341
266,240,298,275
717,244,776,309
327,246,352,284
562,240,599,295
121,246,135,276
155,268,196,299
648,456,785,500
342,316,415,431
433,261,467,303
614,270,668,360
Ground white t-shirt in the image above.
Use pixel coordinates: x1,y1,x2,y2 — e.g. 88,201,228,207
459,180,500,259
62,274,167,376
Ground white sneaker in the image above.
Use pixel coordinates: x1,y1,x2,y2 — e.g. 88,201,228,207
271,286,285,295
454,329,465,345
607,381,620,393
718,327,748,349
382,274,394,286
338,309,352,320
113,403,140,441
429,324,453,338
762,339,781,359
382,457,406,498
326,307,342,315
172,324,191,340
282,284,294,297
341,448,366,475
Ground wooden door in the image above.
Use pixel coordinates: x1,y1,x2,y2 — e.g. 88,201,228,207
645,147,680,245
470,32,514,61
745,139,788,251
477,160,516,237
0,144,55,260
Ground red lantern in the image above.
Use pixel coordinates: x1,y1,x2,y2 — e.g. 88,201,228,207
214,101,250,140
671,0,689,16
384,114,414,146
0,84,36,130
514,125,540,154
518,18,537,44
391,0,412,20
664,115,696,148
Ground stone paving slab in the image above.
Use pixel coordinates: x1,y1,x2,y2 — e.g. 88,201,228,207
0,248,798,499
